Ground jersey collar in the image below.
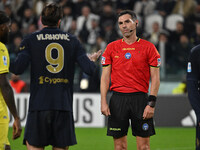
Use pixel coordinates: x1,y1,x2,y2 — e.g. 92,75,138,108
122,37,140,42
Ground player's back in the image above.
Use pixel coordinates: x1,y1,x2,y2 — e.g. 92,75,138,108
28,27,75,86
19,27,87,112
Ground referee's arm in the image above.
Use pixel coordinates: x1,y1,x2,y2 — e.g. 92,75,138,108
143,67,160,120
149,67,160,96
100,65,111,116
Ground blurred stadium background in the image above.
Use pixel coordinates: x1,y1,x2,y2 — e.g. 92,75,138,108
2,0,200,149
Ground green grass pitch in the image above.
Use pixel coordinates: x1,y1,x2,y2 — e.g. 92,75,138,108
8,127,195,150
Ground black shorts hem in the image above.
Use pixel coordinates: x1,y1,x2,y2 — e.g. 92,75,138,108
52,142,77,148
23,139,47,147
132,132,156,137
107,133,127,139
23,138,77,147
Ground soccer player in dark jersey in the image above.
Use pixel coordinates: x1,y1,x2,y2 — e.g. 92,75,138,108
187,45,200,150
0,11,22,150
10,3,101,150
101,10,160,150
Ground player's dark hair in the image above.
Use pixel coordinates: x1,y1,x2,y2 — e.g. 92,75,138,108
118,10,137,21
41,3,63,27
0,11,10,25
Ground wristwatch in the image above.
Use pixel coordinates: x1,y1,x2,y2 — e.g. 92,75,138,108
147,101,156,108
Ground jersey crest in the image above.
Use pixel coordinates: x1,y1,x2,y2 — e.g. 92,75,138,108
125,52,131,59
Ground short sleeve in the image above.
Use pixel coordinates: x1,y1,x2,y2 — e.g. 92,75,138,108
0,44,9,74
148,44,161,67
101,44,112,66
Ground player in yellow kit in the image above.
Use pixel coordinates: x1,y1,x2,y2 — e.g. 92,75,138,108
0,11,21,150
0,42,11,150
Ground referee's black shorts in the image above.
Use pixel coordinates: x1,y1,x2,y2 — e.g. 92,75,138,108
23,110,77,148
107,92,155,138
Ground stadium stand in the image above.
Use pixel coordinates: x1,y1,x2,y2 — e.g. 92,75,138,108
1,0,200,94
165,14,184,31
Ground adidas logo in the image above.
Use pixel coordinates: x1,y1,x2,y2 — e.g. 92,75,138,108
181,110,196,126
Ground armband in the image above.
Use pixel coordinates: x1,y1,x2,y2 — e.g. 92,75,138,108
147,95,157,108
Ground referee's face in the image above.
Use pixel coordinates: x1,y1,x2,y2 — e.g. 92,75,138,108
118,14,137,38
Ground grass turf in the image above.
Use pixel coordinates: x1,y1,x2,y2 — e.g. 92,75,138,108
8,127,195,150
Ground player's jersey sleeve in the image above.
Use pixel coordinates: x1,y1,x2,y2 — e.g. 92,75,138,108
187,46,200,118
147,43,161,68
0,43,9,74
101,44,112,66
74,37,96,75
10,37,31,75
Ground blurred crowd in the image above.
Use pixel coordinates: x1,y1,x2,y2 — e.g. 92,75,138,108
1,0,200,92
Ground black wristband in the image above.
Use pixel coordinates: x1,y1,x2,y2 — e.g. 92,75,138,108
147,95,157,108
148,95,157,102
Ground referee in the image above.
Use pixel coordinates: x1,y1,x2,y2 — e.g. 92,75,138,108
100,10,160,150
187,44,200,150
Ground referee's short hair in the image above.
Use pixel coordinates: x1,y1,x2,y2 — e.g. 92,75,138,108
118,10,137,21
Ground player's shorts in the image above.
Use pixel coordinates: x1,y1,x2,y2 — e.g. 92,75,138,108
0,122,10,150
107,92,155,138
23,110,77,148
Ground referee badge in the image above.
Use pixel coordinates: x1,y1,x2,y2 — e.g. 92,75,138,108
101,56,105,64
142,123,149,131
157,58,161,67
125,52,131,59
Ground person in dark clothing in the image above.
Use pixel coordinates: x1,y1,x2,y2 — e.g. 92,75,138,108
10,3,101,150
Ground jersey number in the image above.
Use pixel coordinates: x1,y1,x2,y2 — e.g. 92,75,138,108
45,43,64,73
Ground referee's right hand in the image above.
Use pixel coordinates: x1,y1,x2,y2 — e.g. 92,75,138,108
101,101,111,116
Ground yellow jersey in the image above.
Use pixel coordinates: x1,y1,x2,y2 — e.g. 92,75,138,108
0,42,10,123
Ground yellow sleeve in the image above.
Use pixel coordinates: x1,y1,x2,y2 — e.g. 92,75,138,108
0,42,10,74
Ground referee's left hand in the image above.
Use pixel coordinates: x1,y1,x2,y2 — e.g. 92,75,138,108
143,105,155,120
